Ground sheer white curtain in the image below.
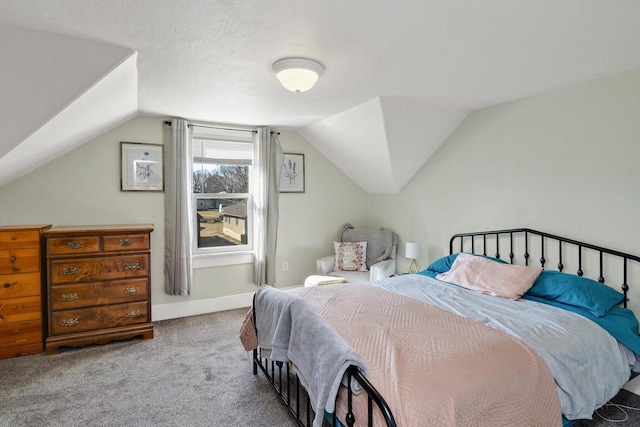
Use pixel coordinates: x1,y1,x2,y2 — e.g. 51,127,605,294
164,119,194,295
253,128,283,286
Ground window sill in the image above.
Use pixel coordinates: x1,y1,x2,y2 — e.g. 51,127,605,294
192,251,254,269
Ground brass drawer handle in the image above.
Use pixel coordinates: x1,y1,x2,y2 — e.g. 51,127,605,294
61,317,79,327
10,256,16,264
66,241,84,249
125,287,140,294
125,263,140,270
120,239,134,246
125,310,141,318
61,267,79,275
3,282,13,289
60,292,79,301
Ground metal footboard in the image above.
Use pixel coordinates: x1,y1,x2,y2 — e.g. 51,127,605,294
253,348,396,427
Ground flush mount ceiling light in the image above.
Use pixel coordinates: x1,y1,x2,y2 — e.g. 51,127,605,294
272,57,324,93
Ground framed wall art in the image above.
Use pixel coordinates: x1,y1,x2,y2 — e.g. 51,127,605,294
279,153,305,193
120,142,164,191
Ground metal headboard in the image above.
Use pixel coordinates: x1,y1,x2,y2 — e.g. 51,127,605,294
449,228,640,308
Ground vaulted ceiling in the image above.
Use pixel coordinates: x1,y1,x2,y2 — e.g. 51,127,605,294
2,1,640,191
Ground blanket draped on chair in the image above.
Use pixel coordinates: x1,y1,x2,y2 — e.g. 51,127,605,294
340,224,398,269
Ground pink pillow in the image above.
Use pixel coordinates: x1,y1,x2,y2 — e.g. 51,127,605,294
435,253,542,300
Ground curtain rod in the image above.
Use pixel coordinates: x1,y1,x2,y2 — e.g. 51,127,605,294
163,120,254,133
163,120,280,135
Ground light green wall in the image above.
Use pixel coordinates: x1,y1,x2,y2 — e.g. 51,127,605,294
0,116,369,307
369,69,640,312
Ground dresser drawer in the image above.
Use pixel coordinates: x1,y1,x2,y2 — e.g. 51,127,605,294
103,234,150,252
0,230,41,249
0,295,41,323
0,343,42,359
51,302,148,336
0,320,42,348
46,236,101,255
51,278,148,310
50,254,149,285
0,248,40,275
0,272,41,298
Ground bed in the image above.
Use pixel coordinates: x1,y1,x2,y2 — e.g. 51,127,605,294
241,228,640,427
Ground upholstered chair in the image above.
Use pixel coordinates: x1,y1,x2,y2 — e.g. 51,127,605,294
315,224,398,282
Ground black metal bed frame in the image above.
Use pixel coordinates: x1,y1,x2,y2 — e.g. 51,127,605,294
252,349,396,427
253,227,640,427
449,228,640,308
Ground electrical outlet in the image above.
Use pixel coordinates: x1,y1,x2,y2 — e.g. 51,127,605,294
282,261,289,272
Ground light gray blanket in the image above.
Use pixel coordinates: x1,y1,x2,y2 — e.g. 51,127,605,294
254,286,367,427
340,223,398,268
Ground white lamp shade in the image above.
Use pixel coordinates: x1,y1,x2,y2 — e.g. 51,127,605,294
273,58,324,93
405,242,421,259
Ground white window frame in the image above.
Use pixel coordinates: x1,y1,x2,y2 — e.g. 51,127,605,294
191,128,255,268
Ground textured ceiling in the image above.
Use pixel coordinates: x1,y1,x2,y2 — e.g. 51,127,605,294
1,1,640,191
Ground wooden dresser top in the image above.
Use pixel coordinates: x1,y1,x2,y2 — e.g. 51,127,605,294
44,224,154,236
0,225,51,231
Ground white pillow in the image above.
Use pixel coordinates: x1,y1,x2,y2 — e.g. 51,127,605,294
436,253,542,300
333,241,368,272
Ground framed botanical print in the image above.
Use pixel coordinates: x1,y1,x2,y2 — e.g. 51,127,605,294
279,153,305,193
120,142,164,191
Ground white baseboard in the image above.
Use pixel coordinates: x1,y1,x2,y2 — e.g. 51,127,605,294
152,292,254,321
151,285,302,322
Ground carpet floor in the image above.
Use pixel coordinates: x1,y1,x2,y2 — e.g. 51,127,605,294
2,308,640,427
573,389,640,426
0,308,297,427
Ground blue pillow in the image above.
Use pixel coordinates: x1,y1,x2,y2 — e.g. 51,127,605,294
527,270,624,317
418,253,506,278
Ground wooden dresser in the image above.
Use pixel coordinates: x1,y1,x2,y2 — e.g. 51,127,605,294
44,225,154,354
0,225,51,360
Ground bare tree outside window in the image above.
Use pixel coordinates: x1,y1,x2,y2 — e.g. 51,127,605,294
193,166,248,193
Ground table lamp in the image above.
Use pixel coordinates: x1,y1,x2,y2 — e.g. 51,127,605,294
405,242,422,273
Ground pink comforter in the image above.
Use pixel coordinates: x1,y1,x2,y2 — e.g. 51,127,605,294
290,283,562,427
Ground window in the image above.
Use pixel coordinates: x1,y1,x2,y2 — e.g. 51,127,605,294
192,131,253,258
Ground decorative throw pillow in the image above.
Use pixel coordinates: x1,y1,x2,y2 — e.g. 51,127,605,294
334,241,368,272
436,252,542,300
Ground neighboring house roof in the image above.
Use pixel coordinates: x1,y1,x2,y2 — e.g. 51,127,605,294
221,201,247,219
